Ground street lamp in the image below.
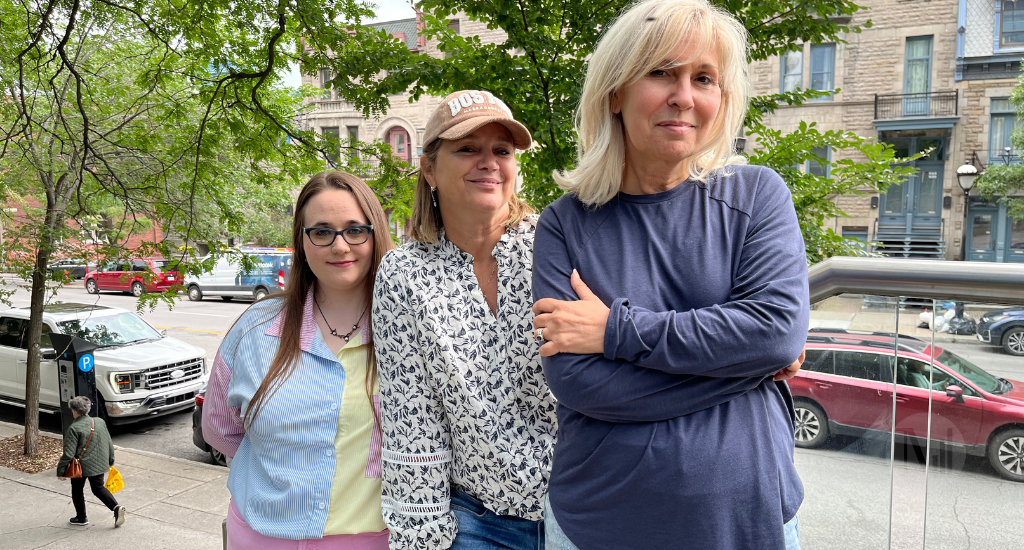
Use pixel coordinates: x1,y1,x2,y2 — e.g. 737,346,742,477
956,159,979,261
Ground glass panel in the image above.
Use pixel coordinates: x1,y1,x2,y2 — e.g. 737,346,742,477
905,59,930,94
396,133,406,154
808,146,829,177
319,68,333,99
1010,218,1024,250
1002,1,1024,46
886,180,906,214
992,98,1014,113
991,115,1008,159
809,44,834,99
917,171,939,215
801,295,899,548
322,127,340,165
782,50,803,92
922,299,1024,548
972,214,993,249
917,138,944,161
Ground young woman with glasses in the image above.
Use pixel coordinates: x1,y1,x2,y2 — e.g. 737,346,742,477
203,171,395,549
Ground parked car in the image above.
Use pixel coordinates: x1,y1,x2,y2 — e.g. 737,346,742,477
976,307,1024,357
84,258,179,296
191,390,227,466
184,247,291,302
0,302,207,424
790,329,1024,482
47,259,96,280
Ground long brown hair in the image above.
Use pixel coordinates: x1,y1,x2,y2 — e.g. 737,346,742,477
408,138,534,243
243,171,394,428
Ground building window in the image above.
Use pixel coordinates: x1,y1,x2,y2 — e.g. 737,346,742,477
807,146,831,178
780,49,803,93
904,36,932,96
322,127,340,165
809,44,835,101
347,126,359,158
319,68,334,100
385,127,411,161
990,98,1020,161
1001,1,1024,47
448,19,460,35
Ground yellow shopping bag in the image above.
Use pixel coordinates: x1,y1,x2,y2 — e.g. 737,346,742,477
104,466,124,494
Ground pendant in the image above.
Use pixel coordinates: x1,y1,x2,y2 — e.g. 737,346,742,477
330,329,338,336
344,336,350,341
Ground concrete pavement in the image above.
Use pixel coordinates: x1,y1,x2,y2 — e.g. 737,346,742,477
0,421,226,550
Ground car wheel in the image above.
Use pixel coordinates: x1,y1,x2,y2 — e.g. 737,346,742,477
210,448,227,467
85,279,99,294
187,285,203,301
1003,328,1024,356
988,428,1024,482
253,288,268,301
220,296,234,302
131,282,145,297
793,401,829,449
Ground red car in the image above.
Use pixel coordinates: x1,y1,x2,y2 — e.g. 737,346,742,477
85,258,179,296
791,329,1024,482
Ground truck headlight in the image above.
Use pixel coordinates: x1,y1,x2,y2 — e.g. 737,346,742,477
114,374,134,394
106,399,143,416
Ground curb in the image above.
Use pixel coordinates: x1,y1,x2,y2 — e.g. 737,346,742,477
0,421,223,472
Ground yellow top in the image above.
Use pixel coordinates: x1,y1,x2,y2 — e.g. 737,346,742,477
324,332,386,535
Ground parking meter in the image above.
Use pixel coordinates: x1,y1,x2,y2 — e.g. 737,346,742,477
50,333,99,432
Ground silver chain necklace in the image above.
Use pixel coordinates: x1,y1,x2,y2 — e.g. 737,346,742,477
314,297,368,342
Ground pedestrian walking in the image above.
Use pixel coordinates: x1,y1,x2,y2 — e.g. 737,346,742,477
203,171,394,549
372,90,557,550
57,395,127,528
532,1,808,548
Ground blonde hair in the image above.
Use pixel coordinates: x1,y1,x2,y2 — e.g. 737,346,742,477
409,138,534,243
554,0,751,207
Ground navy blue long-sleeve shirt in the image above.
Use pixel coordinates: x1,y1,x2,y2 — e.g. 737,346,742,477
533,165,809,550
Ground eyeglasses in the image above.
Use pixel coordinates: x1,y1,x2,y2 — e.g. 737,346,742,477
303,225,374,247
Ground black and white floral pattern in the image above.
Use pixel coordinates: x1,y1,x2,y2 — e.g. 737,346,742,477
372,217,557,550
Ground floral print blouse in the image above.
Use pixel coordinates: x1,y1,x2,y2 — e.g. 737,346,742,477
372,216,557,550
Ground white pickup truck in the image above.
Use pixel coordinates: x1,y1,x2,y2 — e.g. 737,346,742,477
0,302,208,423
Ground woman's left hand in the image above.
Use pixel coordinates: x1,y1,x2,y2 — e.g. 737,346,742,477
532,270,610,357
773,348,806,381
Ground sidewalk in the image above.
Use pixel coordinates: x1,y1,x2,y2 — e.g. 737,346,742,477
0,421,227,550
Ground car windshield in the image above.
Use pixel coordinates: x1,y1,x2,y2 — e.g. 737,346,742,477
58,313,161,347
935,350,1003,394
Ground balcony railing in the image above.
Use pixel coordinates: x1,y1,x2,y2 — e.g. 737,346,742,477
874,90,958,119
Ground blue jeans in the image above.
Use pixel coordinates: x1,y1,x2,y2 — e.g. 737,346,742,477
450,488,545,550
544,495,801,550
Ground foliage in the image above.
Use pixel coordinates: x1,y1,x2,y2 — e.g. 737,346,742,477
975,72,1024,217
325,0,906,260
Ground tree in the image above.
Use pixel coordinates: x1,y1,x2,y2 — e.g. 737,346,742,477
0,0,416,455
325,0,914,261
974,74,1024,220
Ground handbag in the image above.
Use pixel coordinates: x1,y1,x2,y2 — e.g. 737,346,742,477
104,466,124,493
64,418,95,479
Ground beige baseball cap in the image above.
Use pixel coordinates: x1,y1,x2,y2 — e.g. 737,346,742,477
423,90,532,150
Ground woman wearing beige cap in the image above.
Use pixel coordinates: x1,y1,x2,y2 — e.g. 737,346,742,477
372,90,555,550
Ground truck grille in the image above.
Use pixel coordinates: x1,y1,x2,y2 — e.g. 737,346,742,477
138,358,204,390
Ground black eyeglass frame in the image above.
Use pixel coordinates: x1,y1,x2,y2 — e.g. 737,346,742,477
302,225,374,247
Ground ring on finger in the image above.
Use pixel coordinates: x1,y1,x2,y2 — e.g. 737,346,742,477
534,328,545,343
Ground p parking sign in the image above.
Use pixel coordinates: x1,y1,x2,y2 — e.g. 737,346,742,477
78,353,94,373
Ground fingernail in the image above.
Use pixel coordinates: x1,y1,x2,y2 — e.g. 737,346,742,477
572,269,578,277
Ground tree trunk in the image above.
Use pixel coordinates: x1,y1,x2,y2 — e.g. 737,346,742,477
23,189,63,455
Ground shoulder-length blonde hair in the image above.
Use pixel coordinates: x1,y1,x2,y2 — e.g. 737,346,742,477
408,137,533,243
555,0,751,207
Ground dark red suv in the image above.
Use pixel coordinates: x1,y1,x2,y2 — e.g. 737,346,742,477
84,258,179,296
790,330,1024,482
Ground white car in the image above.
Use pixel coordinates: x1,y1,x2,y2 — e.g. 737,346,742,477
0,302,208,423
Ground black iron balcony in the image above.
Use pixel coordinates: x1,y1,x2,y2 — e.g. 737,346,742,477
874,90,958,119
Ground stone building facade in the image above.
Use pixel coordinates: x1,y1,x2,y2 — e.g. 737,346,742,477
750,0,1023,262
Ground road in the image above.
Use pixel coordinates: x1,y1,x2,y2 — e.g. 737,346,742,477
1,281,1022,547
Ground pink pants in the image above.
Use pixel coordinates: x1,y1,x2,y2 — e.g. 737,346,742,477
227,500,389,550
